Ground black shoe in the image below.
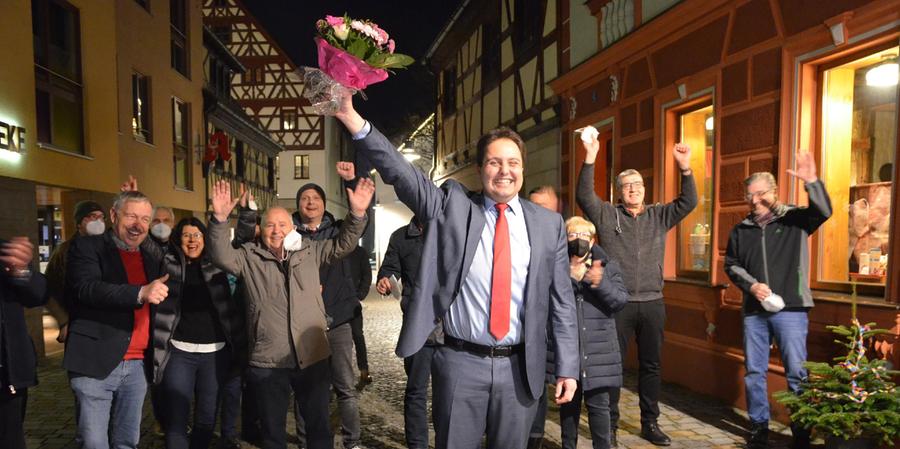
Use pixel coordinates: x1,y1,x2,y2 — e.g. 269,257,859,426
610,429,618,448
641,423,671,446
747,422,769,449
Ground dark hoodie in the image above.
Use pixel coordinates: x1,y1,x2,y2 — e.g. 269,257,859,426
292,209,370,328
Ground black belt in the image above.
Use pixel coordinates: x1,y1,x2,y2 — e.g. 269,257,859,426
444,335,523,358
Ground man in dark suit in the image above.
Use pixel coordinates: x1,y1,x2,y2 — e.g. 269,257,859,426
64,190,169,449
336,97,578,449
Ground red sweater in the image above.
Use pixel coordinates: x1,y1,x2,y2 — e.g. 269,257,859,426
118,249,150,360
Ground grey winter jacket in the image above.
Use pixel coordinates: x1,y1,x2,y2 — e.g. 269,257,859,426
725,180,832,313
577,163,697,302
206,212,367,369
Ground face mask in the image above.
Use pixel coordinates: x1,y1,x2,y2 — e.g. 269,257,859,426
85,219,105,236
283,229,303,252
151,222,172,241
567,238,591,259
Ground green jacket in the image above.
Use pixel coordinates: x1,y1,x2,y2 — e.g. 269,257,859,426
207,211,367,369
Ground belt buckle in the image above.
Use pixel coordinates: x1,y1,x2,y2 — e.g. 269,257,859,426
489,346,506,357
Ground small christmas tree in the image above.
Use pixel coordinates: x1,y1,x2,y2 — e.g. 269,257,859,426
775,285,900,446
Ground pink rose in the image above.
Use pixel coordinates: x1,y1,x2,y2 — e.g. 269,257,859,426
325,15,344,27
387,39,396,54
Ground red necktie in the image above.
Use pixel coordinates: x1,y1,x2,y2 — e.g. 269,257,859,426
490,203,511,340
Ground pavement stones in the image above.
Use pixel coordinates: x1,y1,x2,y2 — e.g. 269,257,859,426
26,294,798,448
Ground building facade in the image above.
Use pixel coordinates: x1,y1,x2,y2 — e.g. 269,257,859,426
201,0,348,217
549,0,899,422
0,0,219,356
428,0,564,200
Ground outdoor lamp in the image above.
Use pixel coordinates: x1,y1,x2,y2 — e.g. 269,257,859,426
865,54,898,87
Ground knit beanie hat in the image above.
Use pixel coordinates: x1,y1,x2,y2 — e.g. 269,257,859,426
74,200,104,224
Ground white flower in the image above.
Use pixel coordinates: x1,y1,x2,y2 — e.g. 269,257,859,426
334,23,349,40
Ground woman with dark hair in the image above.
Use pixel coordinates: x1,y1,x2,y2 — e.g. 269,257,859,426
152,217,246,449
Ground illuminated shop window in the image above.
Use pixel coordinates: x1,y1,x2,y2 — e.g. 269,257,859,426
676,104,715,278
818,46,897,287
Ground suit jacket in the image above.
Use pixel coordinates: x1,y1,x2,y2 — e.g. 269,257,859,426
63,231,164,379
354,126,579,399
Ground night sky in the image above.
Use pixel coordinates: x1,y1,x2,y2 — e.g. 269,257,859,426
246,0,463,142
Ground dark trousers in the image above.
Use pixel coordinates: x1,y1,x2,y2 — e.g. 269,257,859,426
0,387,27,449
403,344,436,449
432,345,538,449
160,348,231,449
248,361,332,449
560,385,612,449
219,372,242,440
350,313,369,372
609,300,665,429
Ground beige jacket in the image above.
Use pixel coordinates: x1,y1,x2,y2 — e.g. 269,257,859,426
207,212,367,369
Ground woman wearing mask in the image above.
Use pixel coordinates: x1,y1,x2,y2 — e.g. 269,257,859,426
554,216,629,449
152,217,246,449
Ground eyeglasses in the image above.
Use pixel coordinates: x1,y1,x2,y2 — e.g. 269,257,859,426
745,189,773,201
182,232,203,240
567,232,593,239
621,181,644,190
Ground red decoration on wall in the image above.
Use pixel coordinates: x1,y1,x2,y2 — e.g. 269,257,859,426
204,131,231,163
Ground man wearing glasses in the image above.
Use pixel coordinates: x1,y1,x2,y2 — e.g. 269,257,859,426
576,136,697,447
725,153,831,449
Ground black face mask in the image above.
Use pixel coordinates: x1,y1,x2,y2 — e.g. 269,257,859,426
567,238,591,259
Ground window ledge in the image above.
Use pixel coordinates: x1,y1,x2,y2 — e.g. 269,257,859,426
812,290,899,310
174,187,194,193
133,136,156,148
38,142,93,160
664,277,728,289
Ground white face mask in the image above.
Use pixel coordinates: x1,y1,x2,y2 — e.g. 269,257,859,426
84,219,105,236
283,229,303,252
151,222,172,241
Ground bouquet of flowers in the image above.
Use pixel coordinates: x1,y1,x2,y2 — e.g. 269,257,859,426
303,14,414,115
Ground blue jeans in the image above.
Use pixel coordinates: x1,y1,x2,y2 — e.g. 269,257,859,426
160,347,230,449
743,310,809,424
219,372,243,441
69,360,148,449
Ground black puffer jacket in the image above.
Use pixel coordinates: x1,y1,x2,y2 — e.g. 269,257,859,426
293,211,369,328
0,267,48,392
152,247,246,385
547,245,628,390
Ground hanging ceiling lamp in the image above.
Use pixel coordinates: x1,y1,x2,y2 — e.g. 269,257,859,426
865,54,898,87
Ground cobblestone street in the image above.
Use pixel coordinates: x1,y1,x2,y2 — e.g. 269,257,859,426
26,293,795,449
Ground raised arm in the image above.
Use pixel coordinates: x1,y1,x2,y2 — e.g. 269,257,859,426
661,143,698,229
788,152,832,233
206,180,247,276
576,135,610,227
335,95,446,220
316,177,373,266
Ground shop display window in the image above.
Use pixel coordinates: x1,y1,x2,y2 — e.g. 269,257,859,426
676,104,715,278
817,45,897,288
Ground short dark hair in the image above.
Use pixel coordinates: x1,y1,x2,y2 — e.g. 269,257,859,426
475,127,526,166
173,217,208,254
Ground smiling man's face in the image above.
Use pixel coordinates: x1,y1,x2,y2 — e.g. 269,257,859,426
111,200,152,250
478,138,524,204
